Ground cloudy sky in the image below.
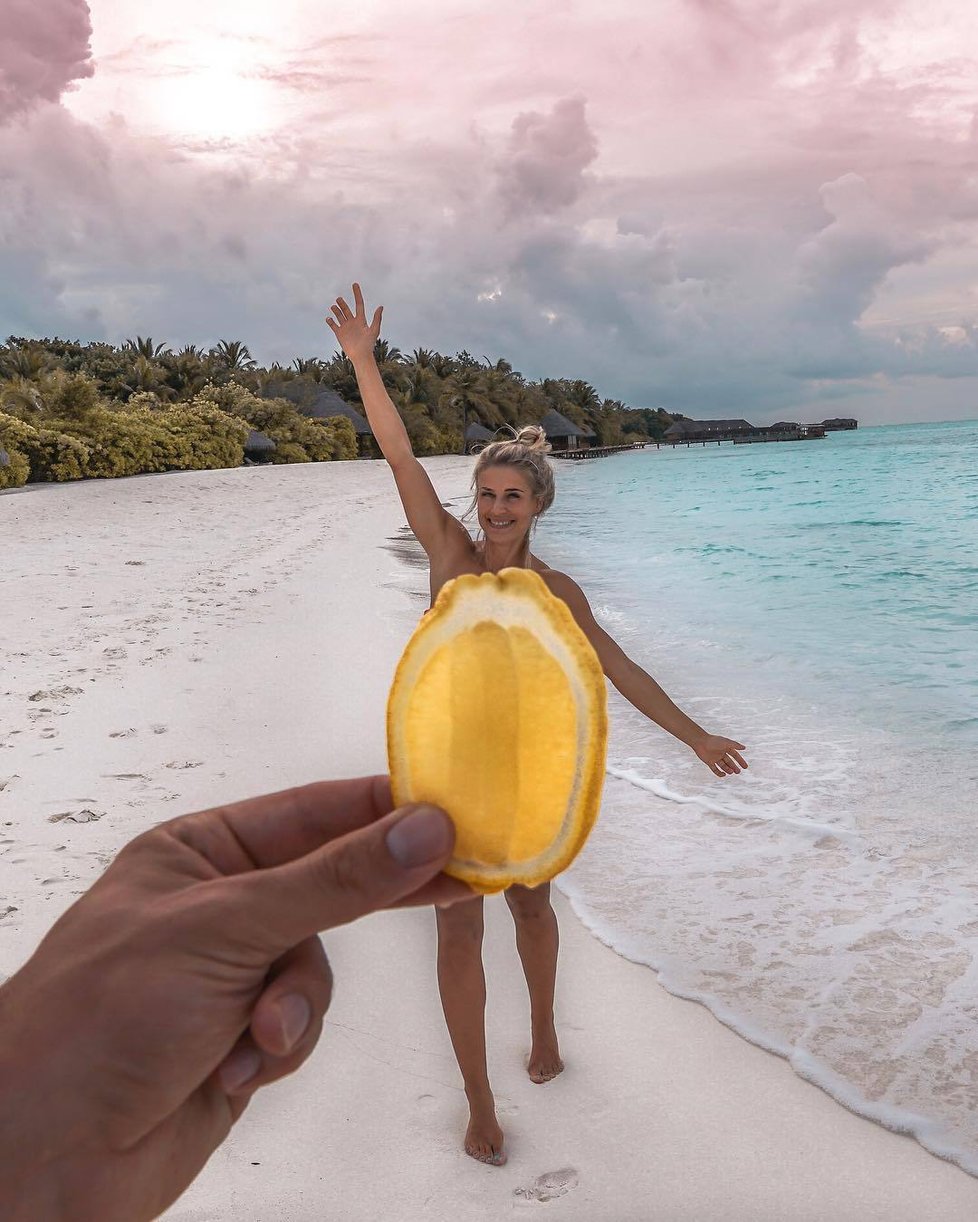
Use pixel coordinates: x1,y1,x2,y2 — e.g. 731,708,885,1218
2,0,977,423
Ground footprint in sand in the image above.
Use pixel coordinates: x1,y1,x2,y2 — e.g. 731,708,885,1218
48,809,105,824
513,1168,580,1203
109,728,138,739
28,686,83,703
164,761,204,770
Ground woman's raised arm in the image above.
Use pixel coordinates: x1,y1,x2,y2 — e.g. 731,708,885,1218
326,284,460,557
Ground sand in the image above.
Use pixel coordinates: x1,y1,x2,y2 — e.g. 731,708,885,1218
3,457,978,1221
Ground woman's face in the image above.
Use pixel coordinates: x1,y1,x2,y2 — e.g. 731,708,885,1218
476,465,541,542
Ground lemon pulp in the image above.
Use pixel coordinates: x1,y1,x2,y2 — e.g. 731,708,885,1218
387,568,607,892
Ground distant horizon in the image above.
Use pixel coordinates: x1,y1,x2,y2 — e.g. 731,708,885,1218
3,1,978,426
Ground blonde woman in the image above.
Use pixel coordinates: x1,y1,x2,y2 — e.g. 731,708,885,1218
327,285,748,1166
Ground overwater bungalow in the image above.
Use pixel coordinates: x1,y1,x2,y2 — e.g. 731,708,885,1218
664,418,755,443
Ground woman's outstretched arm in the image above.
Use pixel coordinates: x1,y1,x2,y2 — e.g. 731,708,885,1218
326,284,463,558
546,572,748,778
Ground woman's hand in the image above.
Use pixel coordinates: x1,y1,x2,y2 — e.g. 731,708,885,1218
692,735,748,777
326,283,383,366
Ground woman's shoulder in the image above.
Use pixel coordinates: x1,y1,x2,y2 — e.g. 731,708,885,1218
537,566,581,598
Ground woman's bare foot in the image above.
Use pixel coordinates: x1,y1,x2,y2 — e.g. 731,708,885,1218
465,1095,506,1165
528,1025,564,1084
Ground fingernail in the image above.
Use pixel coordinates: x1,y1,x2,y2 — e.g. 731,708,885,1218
219,1047,262,1093
276,994,311,1051
386,805,452,868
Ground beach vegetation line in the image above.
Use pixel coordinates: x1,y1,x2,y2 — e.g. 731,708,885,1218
0,335,670,487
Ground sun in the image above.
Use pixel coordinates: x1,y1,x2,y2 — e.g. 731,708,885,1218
144,39,280,144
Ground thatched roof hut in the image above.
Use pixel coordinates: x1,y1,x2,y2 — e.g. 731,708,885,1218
261,379,373,454
263,380,370,430
244,429,276,452
321,400,371,435
464,421,495,453
539,408,593,451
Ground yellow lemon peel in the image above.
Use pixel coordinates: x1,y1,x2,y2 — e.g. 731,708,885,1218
387,568,607,893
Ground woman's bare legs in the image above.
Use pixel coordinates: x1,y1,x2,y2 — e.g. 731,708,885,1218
505,882,564,1083
436,897,506,1165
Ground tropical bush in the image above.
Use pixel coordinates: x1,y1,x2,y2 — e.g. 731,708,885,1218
0,445,30,488
324,415,357,460
0,412,89,482
0,412,31,487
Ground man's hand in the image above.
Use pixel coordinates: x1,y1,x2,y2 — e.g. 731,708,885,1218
0,777,466,1222
326,282,383,366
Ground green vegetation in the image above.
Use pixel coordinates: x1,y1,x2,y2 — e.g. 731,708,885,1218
0,335,672,487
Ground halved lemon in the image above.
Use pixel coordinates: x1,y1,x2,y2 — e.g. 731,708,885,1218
387,568,607,893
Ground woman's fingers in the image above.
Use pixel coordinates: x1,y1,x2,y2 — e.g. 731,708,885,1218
730,750,748,769
353,282,366,316
335,295,354,319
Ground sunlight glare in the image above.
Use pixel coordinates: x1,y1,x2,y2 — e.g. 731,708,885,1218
145,39,279,144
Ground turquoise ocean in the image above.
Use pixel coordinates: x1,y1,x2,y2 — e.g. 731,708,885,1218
539,420,978,1172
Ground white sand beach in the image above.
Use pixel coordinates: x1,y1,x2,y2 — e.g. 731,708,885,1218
3,457,978,1221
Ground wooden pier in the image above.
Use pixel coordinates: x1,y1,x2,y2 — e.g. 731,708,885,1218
550,442,654,460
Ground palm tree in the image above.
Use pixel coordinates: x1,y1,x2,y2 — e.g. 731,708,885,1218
566,379,601,413
373,339,403,365
160,348,208,398
398,367,440,418
123,336,171,360
292,357,327,380
0,375,43,417
444,367,498,451
0,345,51,380
212,340,256,371
122,355,167,397
321,352,359,401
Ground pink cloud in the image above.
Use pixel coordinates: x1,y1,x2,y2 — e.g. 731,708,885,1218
0,0,93,120
2,0,978,423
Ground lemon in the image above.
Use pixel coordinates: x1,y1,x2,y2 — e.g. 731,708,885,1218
387,568,607,893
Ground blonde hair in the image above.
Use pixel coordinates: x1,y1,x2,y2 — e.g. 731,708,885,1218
470,424,556,517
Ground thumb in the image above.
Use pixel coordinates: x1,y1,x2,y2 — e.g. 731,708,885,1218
227,804,455,954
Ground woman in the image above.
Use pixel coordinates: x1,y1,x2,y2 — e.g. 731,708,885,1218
326,284,748,1167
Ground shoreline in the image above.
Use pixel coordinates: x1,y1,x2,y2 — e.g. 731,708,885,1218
3,459,978,1219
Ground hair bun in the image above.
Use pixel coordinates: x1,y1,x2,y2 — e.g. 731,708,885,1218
515,424,551,453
